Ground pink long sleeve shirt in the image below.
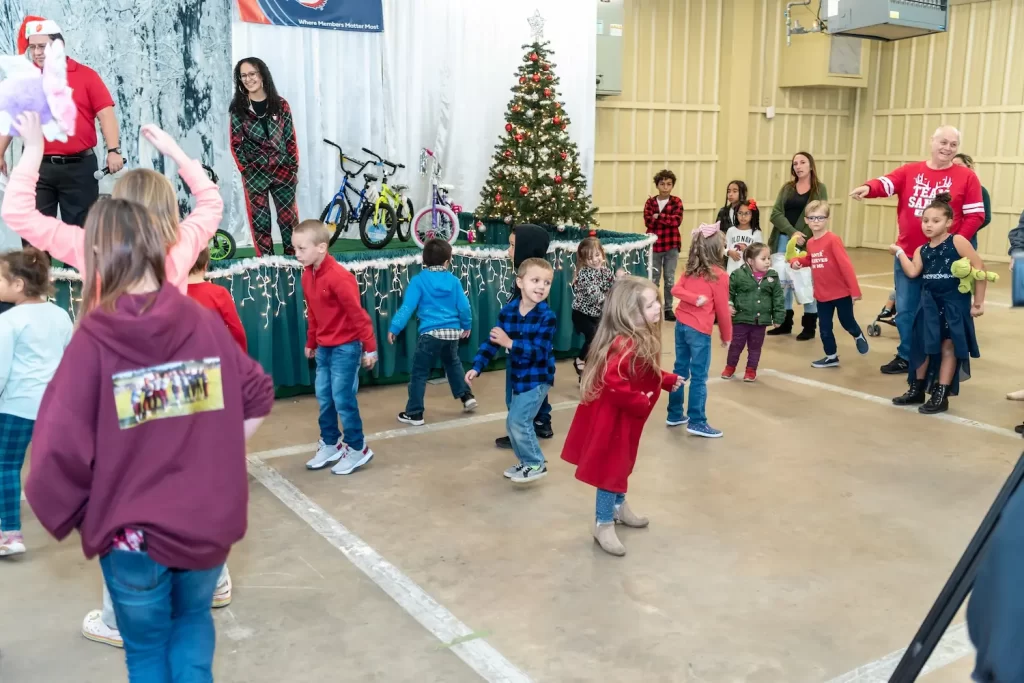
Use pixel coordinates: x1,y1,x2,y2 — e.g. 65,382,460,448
1,159,223,293
671,266,733,343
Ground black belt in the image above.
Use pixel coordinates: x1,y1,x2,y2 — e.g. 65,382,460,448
43,149,95,164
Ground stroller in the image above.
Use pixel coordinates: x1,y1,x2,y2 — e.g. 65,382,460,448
865,290,897,337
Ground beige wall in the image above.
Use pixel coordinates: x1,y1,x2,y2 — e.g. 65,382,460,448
593,0,1022,261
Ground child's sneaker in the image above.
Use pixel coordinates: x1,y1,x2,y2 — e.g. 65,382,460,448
666,416,689,427
509,463,548,484
0,532,25,557
212,568,232,608
461,392,478,412
397,411,425,426
743,368,757,382
721,366,736,380
687,423,723,438
331,445,374,475
82,610,123,648
306,439,344,470
811,355,840,369
855,334,870,355
503,462,526,479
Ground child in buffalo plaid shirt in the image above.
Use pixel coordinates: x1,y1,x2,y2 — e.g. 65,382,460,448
466,258,556,485
643,169,684,319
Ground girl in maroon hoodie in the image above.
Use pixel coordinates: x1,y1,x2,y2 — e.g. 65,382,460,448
25,198,275,680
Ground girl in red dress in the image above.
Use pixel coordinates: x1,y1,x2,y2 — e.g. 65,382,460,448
561,276,684,556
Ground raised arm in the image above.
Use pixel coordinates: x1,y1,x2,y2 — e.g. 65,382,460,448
891,244,923,278
852,164,907,200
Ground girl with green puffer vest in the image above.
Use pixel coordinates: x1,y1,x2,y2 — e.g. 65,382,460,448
722,243,786,382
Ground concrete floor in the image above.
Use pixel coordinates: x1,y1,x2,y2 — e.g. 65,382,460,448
2,248,1016,682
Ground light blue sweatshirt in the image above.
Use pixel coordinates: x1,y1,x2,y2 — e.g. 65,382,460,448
389,267,472,336
0,302,73,420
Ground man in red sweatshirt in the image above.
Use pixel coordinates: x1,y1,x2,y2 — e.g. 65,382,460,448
850,125,984,376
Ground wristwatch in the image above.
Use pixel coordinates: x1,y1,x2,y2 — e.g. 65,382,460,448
108,147,122,156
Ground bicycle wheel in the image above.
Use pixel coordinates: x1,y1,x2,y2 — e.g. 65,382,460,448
396,198,415,242
208,230,236,261
320,198,346,247
411,206,459,248
359,202,397,249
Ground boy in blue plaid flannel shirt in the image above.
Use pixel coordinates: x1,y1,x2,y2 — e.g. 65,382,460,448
466,257,556,484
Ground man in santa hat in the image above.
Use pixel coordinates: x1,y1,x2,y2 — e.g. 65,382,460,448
0,16,123,227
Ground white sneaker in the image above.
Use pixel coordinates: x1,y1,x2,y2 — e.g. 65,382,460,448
0,533,25,556
212,567,232,608
306,439,344,470
82,609,123,648
331,445,374,475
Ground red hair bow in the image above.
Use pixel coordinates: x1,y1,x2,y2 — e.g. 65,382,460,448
747,199,758,211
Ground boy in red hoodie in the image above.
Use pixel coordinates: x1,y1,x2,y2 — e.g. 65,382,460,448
187,248,247,351
294,220,379,475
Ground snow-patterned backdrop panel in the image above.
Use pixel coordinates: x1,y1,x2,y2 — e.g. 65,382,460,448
0,0,239,251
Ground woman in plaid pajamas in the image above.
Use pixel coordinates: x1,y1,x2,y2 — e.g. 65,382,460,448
230,58,299,256
0,248,72,556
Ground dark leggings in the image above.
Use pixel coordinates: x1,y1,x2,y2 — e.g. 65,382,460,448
572,310,600,361
817,296,862,356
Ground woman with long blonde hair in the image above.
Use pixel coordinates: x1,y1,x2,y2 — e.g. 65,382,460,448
561,276,683,556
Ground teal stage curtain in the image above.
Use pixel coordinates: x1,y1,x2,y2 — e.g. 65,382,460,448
50,219,653,394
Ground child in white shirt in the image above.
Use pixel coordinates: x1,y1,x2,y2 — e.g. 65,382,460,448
725,199,763,275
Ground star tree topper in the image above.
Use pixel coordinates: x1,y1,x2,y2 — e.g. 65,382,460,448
527,10,545,42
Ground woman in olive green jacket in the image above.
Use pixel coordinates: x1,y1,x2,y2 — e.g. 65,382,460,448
767,152,828,339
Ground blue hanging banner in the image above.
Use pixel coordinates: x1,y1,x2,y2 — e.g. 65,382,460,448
236,0,383,33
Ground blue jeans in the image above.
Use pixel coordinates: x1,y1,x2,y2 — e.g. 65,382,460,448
315,342,365,451
777,234,818,314
894,256,923,360
100,550,223,683
406,335,469,415
596,489,626,524
507,384,550,466
505,365,552,427
667,323,712,425
816,296,862,356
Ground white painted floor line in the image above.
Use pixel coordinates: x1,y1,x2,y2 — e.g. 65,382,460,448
858,282,1011,307
857,272,894,279
822,622,972,683
761,370,1021,440
247,455,532,683
250,401,580,461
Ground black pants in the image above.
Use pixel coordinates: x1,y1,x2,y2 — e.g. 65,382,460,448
36,154,100,227
817,296,862,356
572,309,600,361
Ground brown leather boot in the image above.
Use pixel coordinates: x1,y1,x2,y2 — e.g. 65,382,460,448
593,522,626,556
613,500,649,528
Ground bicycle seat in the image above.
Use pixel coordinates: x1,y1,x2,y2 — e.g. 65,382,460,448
392,184,408,192
364,174,379,182
439,183,455,192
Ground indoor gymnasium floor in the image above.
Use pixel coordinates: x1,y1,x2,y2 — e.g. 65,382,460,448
4,249,1021,683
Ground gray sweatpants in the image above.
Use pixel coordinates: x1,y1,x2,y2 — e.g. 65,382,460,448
651,249,680,311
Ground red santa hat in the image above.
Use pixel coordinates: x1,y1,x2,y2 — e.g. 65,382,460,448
17,16,63,55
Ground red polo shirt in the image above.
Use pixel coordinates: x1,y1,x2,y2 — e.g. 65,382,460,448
44,58,114,156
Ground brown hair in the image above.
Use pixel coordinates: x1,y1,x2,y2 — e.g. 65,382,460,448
954,153,975,169
743,242,770,264
788,151,821,198
685,231,724,282
190,247,211,275
80,198,167,315
653,169,676,186
294,219,332,247
517,257,553,278
0,247,53,299
926,191,954,220
573,236,605,284
112,169,180,249
422,238,453,267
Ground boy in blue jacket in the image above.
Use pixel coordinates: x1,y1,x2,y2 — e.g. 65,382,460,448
388,238,476,425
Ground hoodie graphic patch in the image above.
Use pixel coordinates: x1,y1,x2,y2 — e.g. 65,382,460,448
113,358,224,430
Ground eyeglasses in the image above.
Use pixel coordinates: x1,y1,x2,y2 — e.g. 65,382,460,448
805,216,828,223
240,72,260,81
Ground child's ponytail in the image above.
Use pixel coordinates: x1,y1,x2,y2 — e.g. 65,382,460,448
0,247,53,299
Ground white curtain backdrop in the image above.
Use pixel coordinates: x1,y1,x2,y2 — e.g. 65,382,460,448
231,0,596,244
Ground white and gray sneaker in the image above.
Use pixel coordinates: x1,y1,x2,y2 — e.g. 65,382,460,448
331,445,374,475
509,463,548,484
306,439,345,470
503,462,526,479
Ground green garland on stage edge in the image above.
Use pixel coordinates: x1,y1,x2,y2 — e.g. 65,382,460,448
48,220,654,390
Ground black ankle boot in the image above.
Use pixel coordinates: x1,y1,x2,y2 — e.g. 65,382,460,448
892,379,927,406
919,384,951,414
767,310,794,336
795,313,818,341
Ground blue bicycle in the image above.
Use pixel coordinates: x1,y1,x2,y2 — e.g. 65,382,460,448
319,139,381,247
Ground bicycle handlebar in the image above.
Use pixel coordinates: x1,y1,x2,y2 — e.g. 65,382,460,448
361,147,404,171
322,139,374,177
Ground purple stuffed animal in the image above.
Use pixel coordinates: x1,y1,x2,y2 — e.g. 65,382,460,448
0,39,76,142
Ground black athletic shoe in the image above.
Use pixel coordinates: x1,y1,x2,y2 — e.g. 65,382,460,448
397,412,425,426
534,421,554,439
664,309,676,322
495,436,512,449
880,355,909,375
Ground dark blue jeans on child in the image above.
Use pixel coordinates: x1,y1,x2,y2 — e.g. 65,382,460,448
100,549,223,683
315,342,364,451
406,335,470,415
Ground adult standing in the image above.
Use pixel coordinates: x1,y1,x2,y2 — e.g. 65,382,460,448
767,152,828,340
229,57,299,256
0,17,123,228
952,153,991,250
850,126,984,375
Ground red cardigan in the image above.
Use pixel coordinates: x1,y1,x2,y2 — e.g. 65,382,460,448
561,341,678,493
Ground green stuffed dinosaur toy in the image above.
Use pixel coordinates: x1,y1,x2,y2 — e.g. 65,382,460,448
951,257,998,295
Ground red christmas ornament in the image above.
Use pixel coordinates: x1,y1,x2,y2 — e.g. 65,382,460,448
532,74,541,83
555,102,561,109
541,63,550,71
514,133,524,142
503,150,512,158
552,115,561,125
560,151,567,160
554,175,563,184
505,123,513,132
543,88,552,97
519,76,526,84
529,52,539,61
512,104,521,112
546,74,554,81
519,185,529,195
561,124,567,130
495,192,502,203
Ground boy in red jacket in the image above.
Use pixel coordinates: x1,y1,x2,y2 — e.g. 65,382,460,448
789,200,869,369
643,169,684,320
187,248,247,351
294,220,378,476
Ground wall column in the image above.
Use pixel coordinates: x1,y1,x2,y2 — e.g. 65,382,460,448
716,0,758,190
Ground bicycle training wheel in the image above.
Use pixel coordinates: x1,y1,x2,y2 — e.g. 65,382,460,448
411,206,459,248
396,198,415,242
208,230,236,261
359,203,397,250
320,198,346,247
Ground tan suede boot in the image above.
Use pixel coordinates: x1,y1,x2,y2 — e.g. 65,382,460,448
593,522,626,556
613,500,649,528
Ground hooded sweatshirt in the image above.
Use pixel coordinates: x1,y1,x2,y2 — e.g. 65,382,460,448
511,224,551,301
25,284,275,570
389,267,472,336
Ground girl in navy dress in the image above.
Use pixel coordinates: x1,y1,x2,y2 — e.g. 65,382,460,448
890,192,985,414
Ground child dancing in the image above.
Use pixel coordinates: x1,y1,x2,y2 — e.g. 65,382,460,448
571,236,616,376
188,248,247,351
666,223,732,438
891,192,985,414
562,276,682,556
723,243,785,382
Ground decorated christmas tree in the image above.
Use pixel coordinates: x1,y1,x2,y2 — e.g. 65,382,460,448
475,12,598,230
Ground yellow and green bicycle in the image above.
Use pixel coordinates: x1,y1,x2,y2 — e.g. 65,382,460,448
358,147,414,249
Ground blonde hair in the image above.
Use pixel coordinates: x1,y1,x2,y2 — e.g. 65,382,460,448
294,219,332,247
684,230,724,282
112,169,180,248
580,277,662,403
573,236,605,284
805,199,831,218
517,257,553,278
